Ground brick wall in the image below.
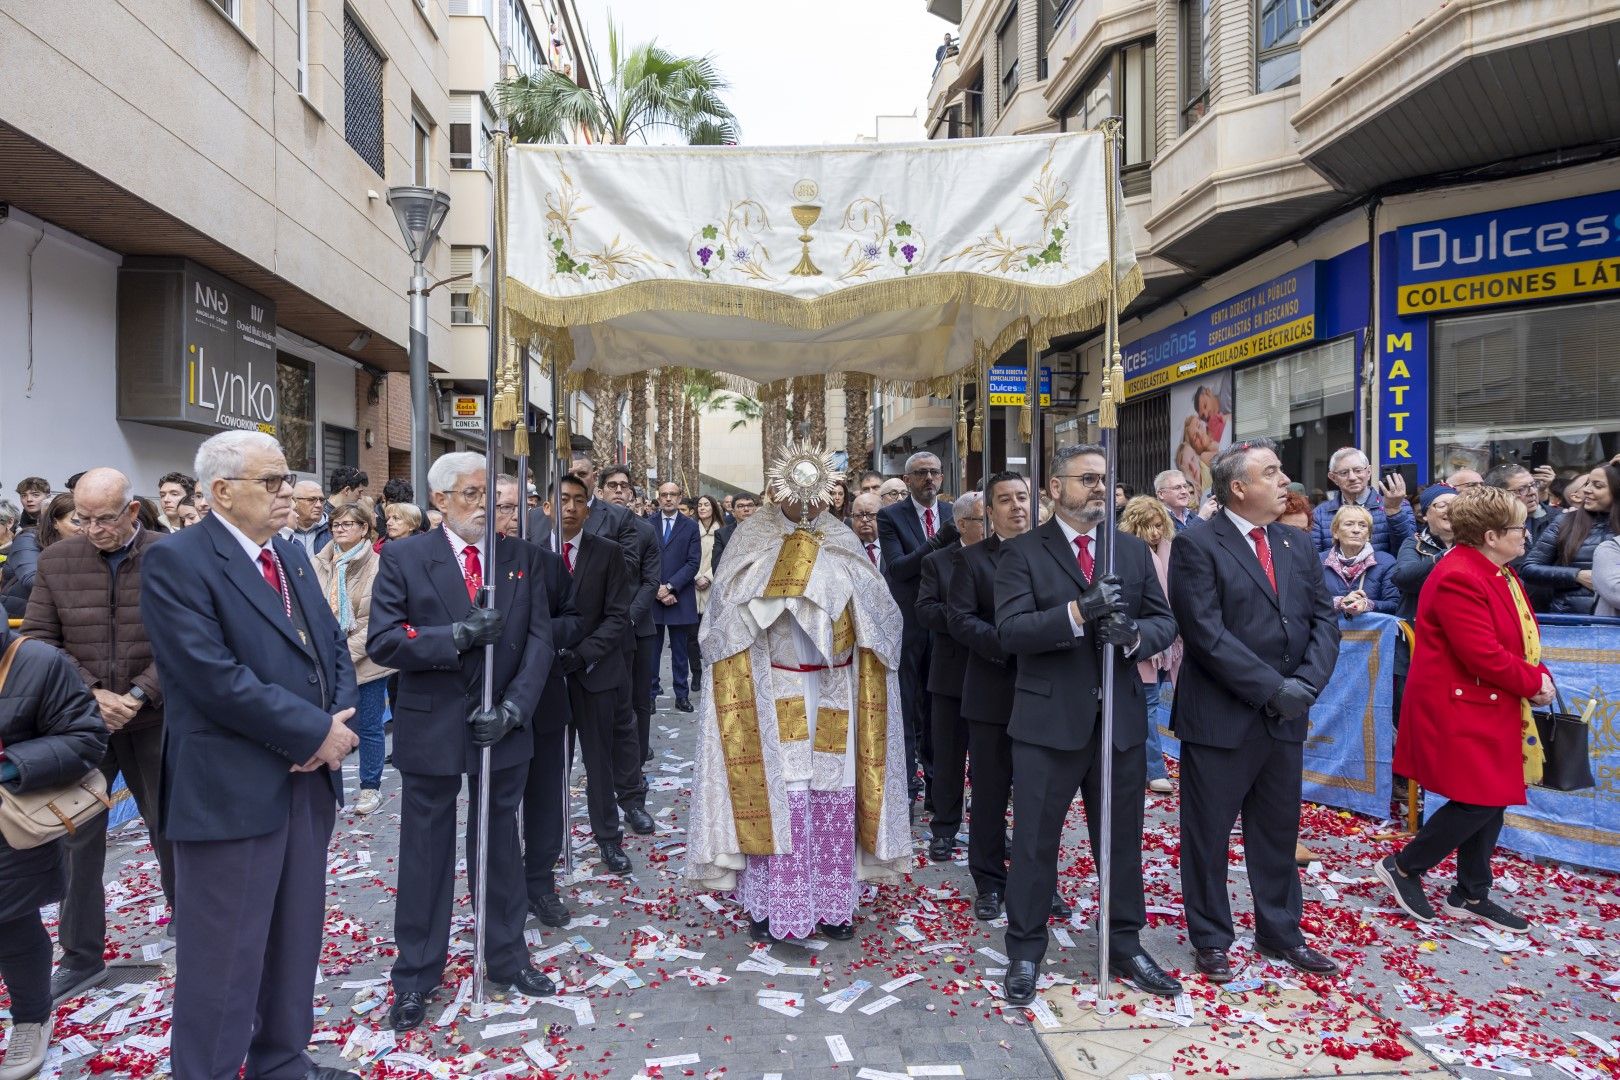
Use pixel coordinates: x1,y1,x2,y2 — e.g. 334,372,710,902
354,370,417,492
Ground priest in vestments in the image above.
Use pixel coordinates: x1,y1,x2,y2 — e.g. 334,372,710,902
686,446,911,942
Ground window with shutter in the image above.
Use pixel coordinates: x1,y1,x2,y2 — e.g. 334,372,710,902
450,246,487,325
343,11,386,176
997,7,1020,112
1433,296,1620,470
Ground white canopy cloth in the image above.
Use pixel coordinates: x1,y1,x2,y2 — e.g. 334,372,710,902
503,131,1141,385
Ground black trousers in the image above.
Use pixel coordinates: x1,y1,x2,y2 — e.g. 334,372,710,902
521,727,567,900
686,623,703,689
1396,799,1505,902
615,638,653,809
633,633,657,760
652,622,693,701
966,720,1014,896
171,771,334,1080
570,683,625,840
1004,735,1147,964
898,632,932,792
928,693,969,840
0,911,51,1025
1180,732,1305,951
60,725,175,971
393,765,529,995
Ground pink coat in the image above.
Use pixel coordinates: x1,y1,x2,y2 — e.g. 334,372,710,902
1137,536,1182,686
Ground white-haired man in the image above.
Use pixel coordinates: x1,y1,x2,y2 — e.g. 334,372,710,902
1310,447,1413,556
366,452,557,1031
141,431,360,1080
1155,469,1214,532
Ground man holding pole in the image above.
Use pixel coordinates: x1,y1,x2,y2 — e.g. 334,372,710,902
367,451,557,1032
994,444,1182,1005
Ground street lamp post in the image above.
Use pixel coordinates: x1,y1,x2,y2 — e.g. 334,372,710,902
386,186,452,501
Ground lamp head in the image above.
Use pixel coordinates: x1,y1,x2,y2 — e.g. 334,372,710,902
386,186,452,264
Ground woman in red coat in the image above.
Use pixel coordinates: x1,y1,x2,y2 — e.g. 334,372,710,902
1377,486,1555,934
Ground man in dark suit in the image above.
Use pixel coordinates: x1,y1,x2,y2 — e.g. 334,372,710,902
877,452,957,801
949,471,1070,925
649,481,701,712
548,474,635,875
598,465,661,845
496,475,580,929
141,431,360,1080
526,454,642,562
994,445,1182,1005
917,491,983,860
367,452,557,1032
1169,436,1342,981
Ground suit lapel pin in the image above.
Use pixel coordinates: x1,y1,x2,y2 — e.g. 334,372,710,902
1282,538,1290,548
296,566,305,576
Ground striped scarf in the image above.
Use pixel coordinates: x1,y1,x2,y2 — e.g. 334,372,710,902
326,542,368,633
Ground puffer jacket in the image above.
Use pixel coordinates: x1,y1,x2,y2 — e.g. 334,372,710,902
1319,547,1400,615
1519,510,1613,614
21,529,165,733
1311,490,1416,558
1594,537,1620,617
312,540,395,685
1392,529,1450,621
0,627,109,922
0,528,40,618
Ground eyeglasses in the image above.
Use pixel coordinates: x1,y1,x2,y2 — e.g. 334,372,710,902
1452,480,1483,489
1508,483,1539,497
957,515,985,525
70,511,130,530
225,474,296,493
908,468,943,478
448,487,487,503
1054,473,1107,488
292,495,324,504
495,502,519,514
850,511,878,520
331,520,367,531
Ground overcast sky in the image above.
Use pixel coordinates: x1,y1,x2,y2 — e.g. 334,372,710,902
572,0,952,145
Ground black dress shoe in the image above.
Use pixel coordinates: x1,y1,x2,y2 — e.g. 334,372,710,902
1004,960,1038,1006
1049,891,1072,920
1110,953,1182,999
1194,947,1233,982
624,806,656,835
675,698,695,713
489,966,556,997
389,990,428,1031
530,892,570,928
305,1068,363,1080
749,918,776,944
599,841,632,874
818,921,855,941
927,835,955,862
975,891,1003,921
1257,942,1340,975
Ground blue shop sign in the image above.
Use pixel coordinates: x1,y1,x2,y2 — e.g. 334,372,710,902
987,366,1051,406
1123,265,1318,395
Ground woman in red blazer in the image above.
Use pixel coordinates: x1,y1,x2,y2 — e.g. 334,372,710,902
1378,486,1555,934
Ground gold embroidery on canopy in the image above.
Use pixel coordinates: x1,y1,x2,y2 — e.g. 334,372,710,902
814,706,850,754
763,529,820,597
854,648,889,854
776,697,809,743
712,650,774,855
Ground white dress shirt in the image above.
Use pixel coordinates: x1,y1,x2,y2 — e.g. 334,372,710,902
443,527,486,582
215,510,274,564
861,540,882,571
911,496,941,540
1052,515,1098,638
1223,508,1265,554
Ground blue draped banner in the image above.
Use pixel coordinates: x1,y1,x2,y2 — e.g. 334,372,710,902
1159,613,1399,818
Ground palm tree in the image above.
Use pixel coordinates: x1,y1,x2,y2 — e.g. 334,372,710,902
843,375,871,470
497,23,740,147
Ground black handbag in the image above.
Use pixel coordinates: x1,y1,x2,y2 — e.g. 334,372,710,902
1532,686,1596,792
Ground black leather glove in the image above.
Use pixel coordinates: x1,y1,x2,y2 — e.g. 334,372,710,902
451,607,505,652
1077,574,1124,625
1094,612,1138,648
556,648,584,675
468,699,523,747
1267,677,1318,721
930,521,960,549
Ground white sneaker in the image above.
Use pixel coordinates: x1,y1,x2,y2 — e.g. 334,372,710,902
0,1022,50,1080
1147,778,1174,795
354,789,382,815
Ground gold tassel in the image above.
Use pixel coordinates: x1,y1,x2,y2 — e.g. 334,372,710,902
1098,380,1117,430
513,422,529,456
554,415,569,455
955,402,968,448
970,413,982,454
1110,350,1125,404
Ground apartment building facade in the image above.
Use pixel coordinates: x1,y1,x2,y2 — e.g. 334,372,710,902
927,0,1620,494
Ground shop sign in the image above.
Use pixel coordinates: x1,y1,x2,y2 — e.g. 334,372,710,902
117,258,279,435
449,394,485,431
1378,232,1430,481
1122,266,1317,396
1395,189,1620,315
987,366,1051,406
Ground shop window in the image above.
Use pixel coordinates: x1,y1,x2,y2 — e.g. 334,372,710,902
1256,0,1313,92
343,10,386,176
277,354,317,475
1234,336,1356,493
323,424,359,477
1178,0,1211,131
1433,296,1620,477
1119,391,1170,496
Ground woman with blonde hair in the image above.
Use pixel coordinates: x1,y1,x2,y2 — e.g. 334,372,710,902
1118,496,1179,795
1319,504,1399,616
313,504,395,815
382,502,424,548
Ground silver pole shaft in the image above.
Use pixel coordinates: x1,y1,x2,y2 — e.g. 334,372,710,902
551,361,573,880
409,265,432,502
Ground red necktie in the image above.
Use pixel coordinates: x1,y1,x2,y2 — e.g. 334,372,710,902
1249,527,1277,591
923,507,935,539
258,549,282,596
563,541,575,574
866,543,878,567
1074,535,1094,583
461,544,483,601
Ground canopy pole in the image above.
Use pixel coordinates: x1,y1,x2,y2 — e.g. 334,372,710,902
552,354,573,882
1027,332,1042,510
472,126,510,1009
1094,114,1126,1010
